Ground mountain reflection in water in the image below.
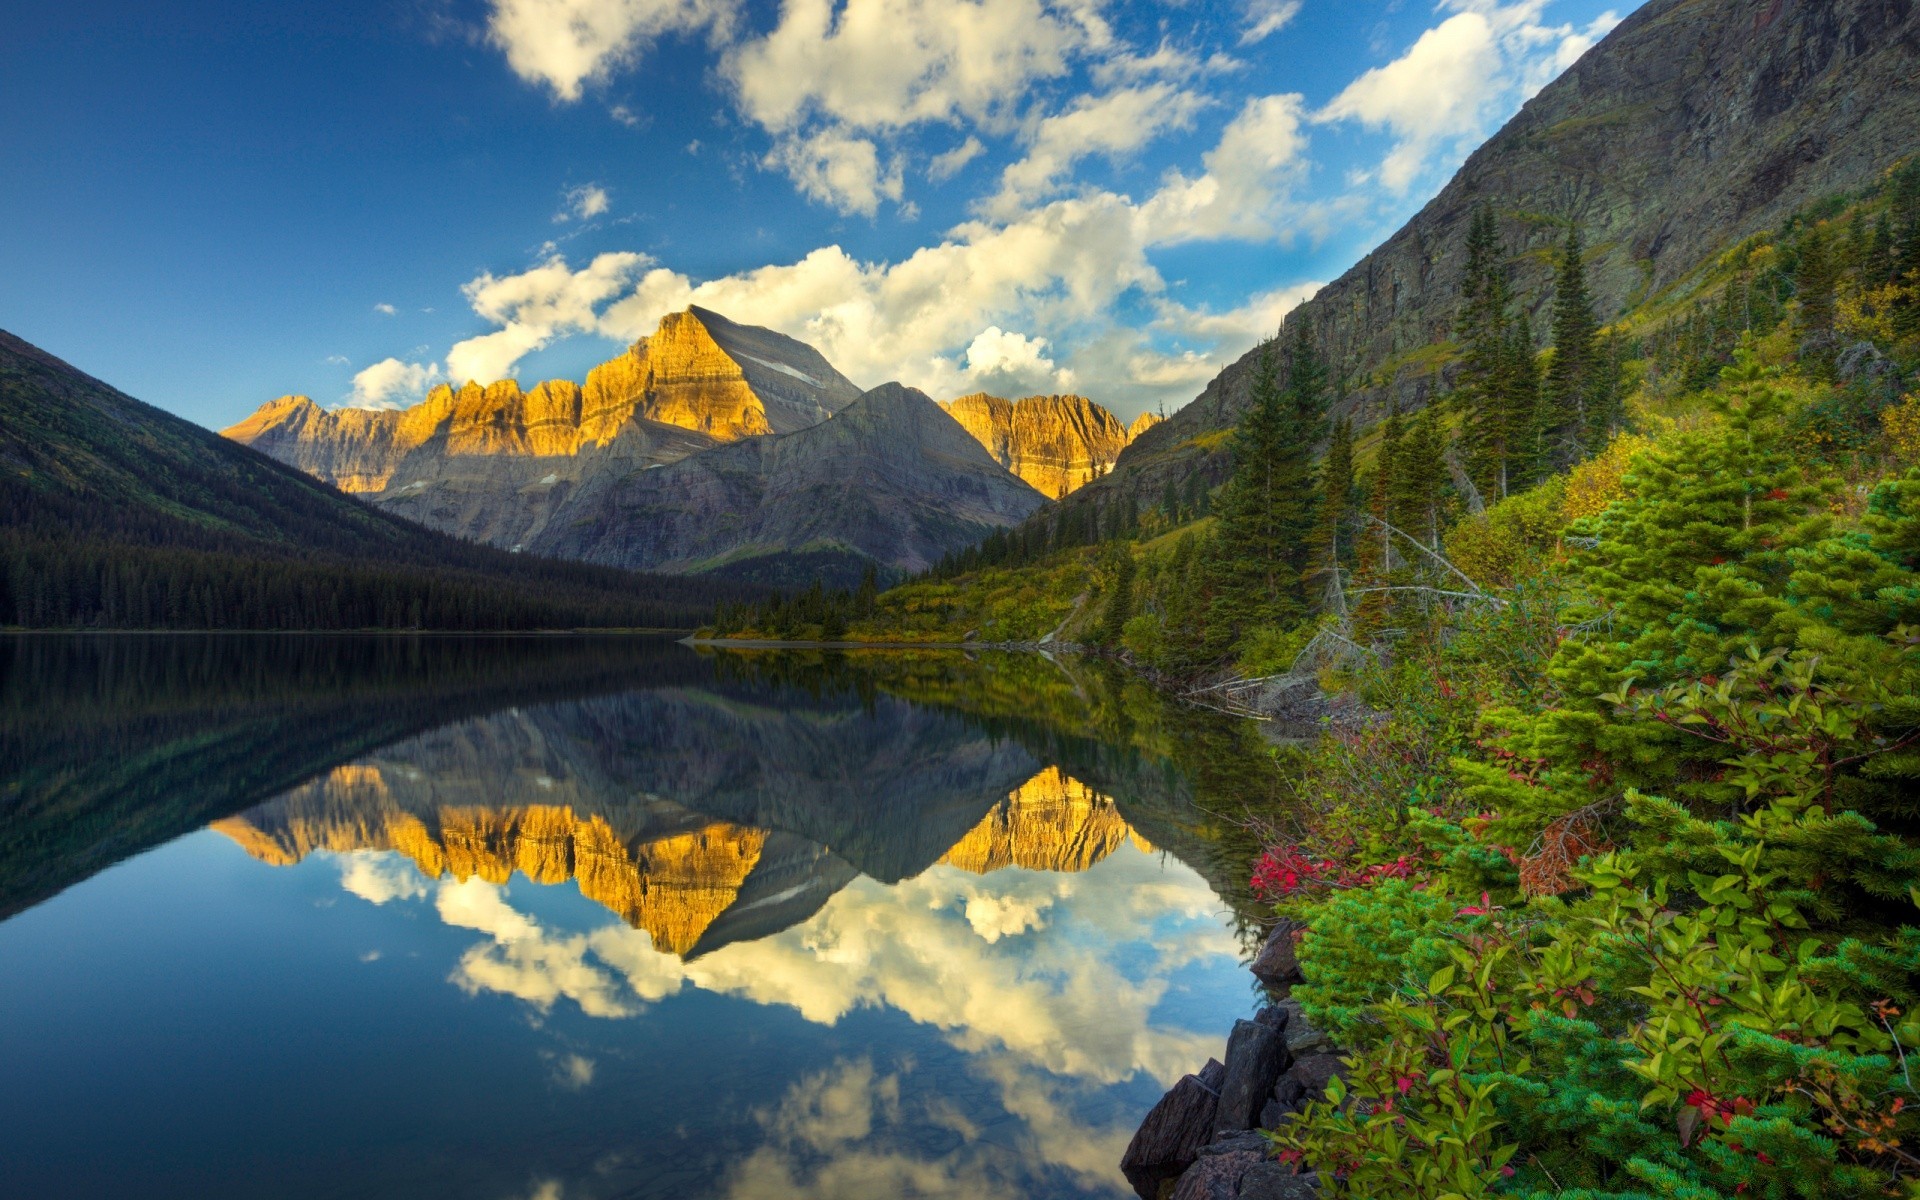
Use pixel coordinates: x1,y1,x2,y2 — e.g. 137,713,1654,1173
0,635,1284,1200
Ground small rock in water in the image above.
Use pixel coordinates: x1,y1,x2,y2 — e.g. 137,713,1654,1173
1213,1020,1293,1136
1250,920,1306,990
1121,1069,1225,1200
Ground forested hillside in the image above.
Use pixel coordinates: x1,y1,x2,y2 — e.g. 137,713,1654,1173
0,332,761,629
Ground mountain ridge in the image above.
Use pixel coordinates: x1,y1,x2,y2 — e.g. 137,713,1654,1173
1099,0,1920,502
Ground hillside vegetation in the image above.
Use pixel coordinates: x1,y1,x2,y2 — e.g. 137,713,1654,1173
716,162,1920,1197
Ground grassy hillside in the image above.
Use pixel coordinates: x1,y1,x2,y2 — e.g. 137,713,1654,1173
0,331,762,629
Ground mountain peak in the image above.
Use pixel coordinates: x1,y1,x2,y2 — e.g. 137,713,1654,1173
940,390,1133,498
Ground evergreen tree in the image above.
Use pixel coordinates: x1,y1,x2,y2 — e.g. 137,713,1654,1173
1209,325,1328,647
1307,416,1355,588
1456,205,1524,497
1389,408,1448,547
1540,224,1599,471
1503,311,1541,488
1100,545,1135,645
1796,220,1839,379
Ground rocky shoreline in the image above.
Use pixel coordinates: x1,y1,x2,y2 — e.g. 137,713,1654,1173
1121,919,1341,1200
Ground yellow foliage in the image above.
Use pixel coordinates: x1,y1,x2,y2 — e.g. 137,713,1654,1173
1564,432,1658,520
1836,281,1902,345
1884,394,1920,463
1445,479,1565,589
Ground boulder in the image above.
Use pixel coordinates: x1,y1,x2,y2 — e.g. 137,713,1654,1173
1198,1131,1270,1158
1250,920,1306,990
1170,1149,1263,1200
1121,1060,1226,1200
1253,1004,1290,1031
1213,1020,1293,1136
1238,1163,1320,1200
1281,1053,1345,1103
1283,1011,1331,1056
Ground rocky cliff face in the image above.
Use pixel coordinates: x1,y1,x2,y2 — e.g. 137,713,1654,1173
1104,0,1920,498
939,393,1144,499
222,307,864,553
534,382,1048,583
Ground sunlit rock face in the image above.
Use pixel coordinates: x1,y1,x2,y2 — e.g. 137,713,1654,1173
213,710,1150,956
533,382,1048,582
939,393,1147,499
941,767,1149,874
220,306,863,553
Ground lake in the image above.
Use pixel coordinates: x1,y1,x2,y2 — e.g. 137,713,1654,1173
0,634,1280,1200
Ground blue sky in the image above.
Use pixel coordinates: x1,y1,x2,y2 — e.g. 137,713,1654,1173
0,0,1636,428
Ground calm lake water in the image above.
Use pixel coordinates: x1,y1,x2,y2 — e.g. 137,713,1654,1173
0,634,1278,1200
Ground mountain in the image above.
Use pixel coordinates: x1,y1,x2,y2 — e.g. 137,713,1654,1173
939,392,1149,499
0,330,751,629
225,306,864,554
1098,0,1920,501
533,382,1048,585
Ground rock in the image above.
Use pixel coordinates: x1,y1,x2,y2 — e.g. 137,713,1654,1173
1213,1020,1293,1137
1257,1097,1294,1131
1283,1012,1331,1056
1198,1131,1270,1158
1122,1068,1225,1200
1237,1163,1320,1200
1253,1004,1289,1032
1281,1054,1346,1104
1250,920,1306,990
1170,1150,1263,1200
939,392,1144,499
1198,1058,1226,1090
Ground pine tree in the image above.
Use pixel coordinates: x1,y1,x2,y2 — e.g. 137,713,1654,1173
1308,416,1355,589
1540,224,1598,471
1100,546,1135,645
1456,205,1523,497
1796,220,1839,379
1503,311,1541,489
1209,325,1328,647
1390,408,1448,548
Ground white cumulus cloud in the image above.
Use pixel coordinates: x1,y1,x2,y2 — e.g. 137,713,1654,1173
348,358,442,409
1239,0,1301,45
765,127,905,217
486,0,735,102
555,183,612,222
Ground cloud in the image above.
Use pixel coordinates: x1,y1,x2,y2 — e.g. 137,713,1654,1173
927,136,986,183
1318,1,1624,194
959,327,1072,395
486,0,735,102
1141,92,1311,243
348,358,442,409
438,877,639,1018
338,853,430,904
555,183,611,222
446,251,652,383
721,0,1092,136
551,1052,596,1090
982,83,1208,220
1239,0,1301,45
765,127,905,217
373,302,397,316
